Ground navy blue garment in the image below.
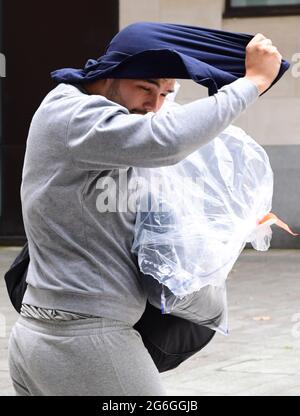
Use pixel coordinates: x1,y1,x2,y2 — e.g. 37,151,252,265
51,22,289,96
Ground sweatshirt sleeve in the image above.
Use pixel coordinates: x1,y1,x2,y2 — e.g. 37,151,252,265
66,77,259,170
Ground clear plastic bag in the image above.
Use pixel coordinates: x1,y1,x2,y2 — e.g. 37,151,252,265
131,106,274,334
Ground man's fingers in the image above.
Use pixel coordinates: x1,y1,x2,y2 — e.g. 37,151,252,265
261,45,281,60
251,33,267,43
269,46,282,61
247,34,274,49
247,36,280,56
246,33,265,49
260,38,273,47
268,45,278,53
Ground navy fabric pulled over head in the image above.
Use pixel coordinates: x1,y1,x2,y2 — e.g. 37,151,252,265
51,22,289,96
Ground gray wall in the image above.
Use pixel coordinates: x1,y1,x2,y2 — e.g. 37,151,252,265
120,0,300,248
265,145,300,248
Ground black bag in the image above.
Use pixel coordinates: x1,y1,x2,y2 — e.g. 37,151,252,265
4,243,215,373
134,302,215,372
4,242,29,313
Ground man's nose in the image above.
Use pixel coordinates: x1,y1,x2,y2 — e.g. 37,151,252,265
143,94,161,113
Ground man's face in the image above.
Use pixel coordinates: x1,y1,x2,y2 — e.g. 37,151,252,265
105,78,176,114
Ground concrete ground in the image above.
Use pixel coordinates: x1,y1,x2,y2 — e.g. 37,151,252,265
0,247,299,396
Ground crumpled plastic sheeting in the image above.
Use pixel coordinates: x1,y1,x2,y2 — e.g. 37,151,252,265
132,124,273,299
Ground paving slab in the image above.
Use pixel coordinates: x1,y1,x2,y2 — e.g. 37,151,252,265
0,247,299,396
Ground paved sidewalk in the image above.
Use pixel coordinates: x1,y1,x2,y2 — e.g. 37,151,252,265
0,247,299,396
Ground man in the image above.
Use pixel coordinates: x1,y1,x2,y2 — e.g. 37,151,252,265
8,22,283,396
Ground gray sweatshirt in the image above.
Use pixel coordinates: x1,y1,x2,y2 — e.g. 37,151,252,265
22,78,259,325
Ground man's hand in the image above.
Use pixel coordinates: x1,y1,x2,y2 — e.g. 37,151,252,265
244,33,283,94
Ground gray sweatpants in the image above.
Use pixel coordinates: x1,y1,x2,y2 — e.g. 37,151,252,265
8,316,167,396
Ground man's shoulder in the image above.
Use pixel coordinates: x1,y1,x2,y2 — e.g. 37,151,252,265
43,83,126,112
44,83,90,104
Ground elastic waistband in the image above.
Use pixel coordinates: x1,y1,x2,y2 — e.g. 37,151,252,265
22,285,146,326
16,315,132,337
